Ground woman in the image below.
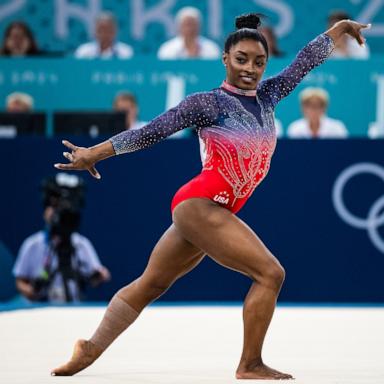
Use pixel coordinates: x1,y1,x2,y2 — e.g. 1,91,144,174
0,21,39,56
52,14,368,380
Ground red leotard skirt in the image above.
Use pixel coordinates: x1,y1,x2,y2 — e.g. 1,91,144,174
171,169,249,214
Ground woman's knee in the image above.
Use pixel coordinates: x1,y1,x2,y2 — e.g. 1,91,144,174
269,263,286,288
250,261,286,291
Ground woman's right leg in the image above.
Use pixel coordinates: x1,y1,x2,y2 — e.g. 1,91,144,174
51,224,204,376
173,198,293,380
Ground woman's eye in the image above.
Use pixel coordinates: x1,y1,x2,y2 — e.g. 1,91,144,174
256,62,265,67
236,58,246,64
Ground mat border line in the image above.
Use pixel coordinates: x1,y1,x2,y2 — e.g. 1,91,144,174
1,301,384,313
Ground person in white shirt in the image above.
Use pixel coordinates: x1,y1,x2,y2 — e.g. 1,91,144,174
113,92,147,130
328,11,370,59
157,7,220,59
75,12,133,59
287,87,348,139
274,118,283,138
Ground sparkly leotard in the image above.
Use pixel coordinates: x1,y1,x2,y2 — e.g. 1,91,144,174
110,34,334,213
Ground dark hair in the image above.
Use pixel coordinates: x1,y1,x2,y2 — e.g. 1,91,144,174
224,13,269,58
0,21,39,56
260,26,284,57
328,10,350,26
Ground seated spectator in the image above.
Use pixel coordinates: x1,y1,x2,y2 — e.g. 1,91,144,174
75,12,133,59
368,123,384,139
157,7,220,59
274,118,283,138
287,87,348,138
6,92,34,112
260,26,284,57
13,173,110,303
113,91,147,130
328,10,370,59
0,21,40,57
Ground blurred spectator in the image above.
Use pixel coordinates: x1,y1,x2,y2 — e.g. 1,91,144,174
368,123,384,139
13,173,110,303
75,12,133,59
113,91,147,130
328,10,370,59
274,117,284,138
287,87,348,138
6,92,34,112
0,21,39,57
260,26,284,57
157,7,220,59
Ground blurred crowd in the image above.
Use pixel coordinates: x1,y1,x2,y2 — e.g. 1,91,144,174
0,7,381,139
0,9,372,60
0,8,222,60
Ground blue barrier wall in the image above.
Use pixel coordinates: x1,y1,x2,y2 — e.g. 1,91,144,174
0,241,17,300
1,138,384,302
1,58,383,136
0,0,383,54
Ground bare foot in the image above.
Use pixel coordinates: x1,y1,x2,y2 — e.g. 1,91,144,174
236,362,294,380
51,339,103,376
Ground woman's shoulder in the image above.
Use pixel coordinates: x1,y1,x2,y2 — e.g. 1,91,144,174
181,90,220,119
256,79,283,109
187,89,217,97
184,89,219,104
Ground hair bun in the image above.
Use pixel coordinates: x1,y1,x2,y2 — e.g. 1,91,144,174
235,13,262,30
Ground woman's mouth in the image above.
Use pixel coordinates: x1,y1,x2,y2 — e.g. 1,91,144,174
240,75,256,84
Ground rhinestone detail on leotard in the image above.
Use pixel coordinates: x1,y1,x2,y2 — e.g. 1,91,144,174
110,34,334,203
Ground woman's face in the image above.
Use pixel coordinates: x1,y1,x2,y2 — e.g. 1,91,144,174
5,26,31,55
302,96,326,122
223,39,267,90
179,16,200,40
95,20,116,48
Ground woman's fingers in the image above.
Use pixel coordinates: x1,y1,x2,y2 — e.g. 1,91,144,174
54,163,75,170
54,162,100,179
355,22,371,46
88,166,101,180
346,24,364,46
360,23,371,30
63,152,74,162
62,140,77,151
56,140,100,178
355,30,365,46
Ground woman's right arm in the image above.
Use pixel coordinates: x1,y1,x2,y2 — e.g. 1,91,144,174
55,92,218,178
109,92,217,154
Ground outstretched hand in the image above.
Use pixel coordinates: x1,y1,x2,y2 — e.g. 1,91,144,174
54,140,101,179
327,19,371,47
343,20,371,46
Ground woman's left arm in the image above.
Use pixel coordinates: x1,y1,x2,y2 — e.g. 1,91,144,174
259,20,370,107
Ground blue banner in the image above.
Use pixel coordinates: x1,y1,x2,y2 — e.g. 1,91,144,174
1,138,383,302
0,57,383,136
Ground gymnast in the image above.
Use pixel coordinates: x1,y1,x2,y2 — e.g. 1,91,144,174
52,14,369,380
